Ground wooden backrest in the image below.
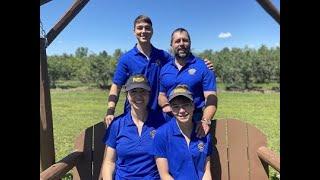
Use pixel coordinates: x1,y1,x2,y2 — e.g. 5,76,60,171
72,122,106,180
210,119,269,180
71,119,269,180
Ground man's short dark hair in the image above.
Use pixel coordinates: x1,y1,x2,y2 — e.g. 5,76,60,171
134,15,152,28
170,28,191,46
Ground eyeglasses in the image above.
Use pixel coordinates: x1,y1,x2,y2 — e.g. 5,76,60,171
171,103,192,111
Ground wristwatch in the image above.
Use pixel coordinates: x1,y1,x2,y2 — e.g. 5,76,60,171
201,118,212,125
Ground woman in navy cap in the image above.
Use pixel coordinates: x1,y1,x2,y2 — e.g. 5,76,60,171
152,85,213,180
101,74,166,180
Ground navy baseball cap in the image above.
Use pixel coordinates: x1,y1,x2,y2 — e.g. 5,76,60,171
168,85,193,102
124,74,151,91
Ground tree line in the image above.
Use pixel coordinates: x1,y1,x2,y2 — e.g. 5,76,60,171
198,45,279,90
47,47,122,89
47,45,279,90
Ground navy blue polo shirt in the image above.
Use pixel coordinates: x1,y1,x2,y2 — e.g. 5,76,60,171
159,54,216,110
112,44,172,112
151,118,213,180
104,110,166,180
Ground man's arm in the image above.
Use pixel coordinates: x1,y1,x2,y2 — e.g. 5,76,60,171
155,157,174,180
104,83,122,127
158,92,172,113
202,156,212,180
196,91,217,138
202,91,218,122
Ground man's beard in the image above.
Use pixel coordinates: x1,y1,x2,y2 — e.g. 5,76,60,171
174,48,190,59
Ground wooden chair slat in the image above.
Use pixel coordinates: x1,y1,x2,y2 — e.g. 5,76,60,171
72,126,94,180
92,122,106,180
212,119,228,146
227,119,250,180
247,125,269,180
211,120,229,180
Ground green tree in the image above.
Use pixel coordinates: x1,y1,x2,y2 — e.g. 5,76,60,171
99,50,108,58
47,56,62,88
198,49,214,61
252,45,274,83
75,59,91,83
113,48,123,60
75,47,88,58
86,54,113,89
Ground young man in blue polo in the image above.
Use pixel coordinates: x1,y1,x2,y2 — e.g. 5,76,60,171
152,85,213,180
158,28,218,138
104,15,214,127
104,15,171,126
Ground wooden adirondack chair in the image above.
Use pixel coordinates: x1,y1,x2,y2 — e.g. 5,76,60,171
40,118,280,180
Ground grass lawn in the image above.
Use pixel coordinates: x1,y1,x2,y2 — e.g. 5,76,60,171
50,87,279,179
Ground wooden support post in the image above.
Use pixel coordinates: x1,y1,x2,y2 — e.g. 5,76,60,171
40,0,53,6
40,38,56,172
256,0,280,24
46,0,90,46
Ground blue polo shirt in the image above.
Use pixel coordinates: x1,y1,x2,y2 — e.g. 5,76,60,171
159,54,216,110
112,44,172,112
151,118,213,180
104,110,166,180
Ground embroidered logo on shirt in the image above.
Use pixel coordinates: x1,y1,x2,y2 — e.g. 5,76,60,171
188,68,196,75
198,141,205,152
150,130,156,139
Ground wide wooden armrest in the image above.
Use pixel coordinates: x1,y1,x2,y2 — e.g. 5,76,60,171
40,151,83,180
257,146,280,172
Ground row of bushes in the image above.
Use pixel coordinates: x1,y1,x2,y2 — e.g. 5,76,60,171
47,48,121,89
47,45,279,90
198,45,279,90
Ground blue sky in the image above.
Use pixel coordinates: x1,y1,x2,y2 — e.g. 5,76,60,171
40,0,280,56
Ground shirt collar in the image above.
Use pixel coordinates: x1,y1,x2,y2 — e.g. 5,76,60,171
133,43,156,57
126,113,136,127
171,118,196,136
126,110,152,127
170,53,196,67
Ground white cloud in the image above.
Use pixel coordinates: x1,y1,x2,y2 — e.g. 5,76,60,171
218,32,232,39
275,42,280,47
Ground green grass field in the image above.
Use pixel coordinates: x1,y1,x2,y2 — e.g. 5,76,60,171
50,86,279,179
